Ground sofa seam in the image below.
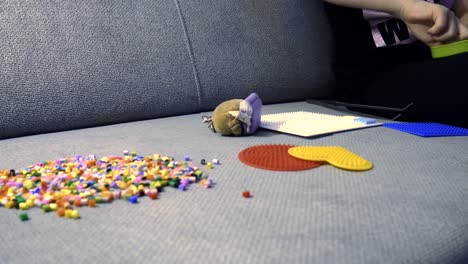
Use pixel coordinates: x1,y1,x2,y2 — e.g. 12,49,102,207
174,0,203,110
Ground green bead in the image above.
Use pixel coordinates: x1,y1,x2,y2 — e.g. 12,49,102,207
96,197,103,203
160,180,169,187
19,213,29,221
169,179,179,188
41,205,51,212
16,195,26,204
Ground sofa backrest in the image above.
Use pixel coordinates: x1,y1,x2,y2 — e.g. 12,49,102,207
0,0,333,139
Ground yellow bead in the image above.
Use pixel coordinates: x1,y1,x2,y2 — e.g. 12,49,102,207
6,201,15,209
49,203,57,210
207,162,212,169
71,210,79,219
65,209,73,218
26,199,34,207
19,203,28,210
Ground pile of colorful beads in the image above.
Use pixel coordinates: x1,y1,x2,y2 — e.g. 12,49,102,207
0,151,213,220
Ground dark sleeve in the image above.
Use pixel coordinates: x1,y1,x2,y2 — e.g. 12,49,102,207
322,3,432,102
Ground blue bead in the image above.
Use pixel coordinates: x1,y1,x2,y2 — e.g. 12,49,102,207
128,196,138,204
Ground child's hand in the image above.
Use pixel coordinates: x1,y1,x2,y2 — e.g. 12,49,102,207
398,1,462,46
458,22,468,41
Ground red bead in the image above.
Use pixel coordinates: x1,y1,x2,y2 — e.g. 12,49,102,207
242,190,251,198
148,192,158,200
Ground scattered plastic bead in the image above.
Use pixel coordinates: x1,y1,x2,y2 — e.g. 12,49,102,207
19,212,29,221
0,151,210,219
88,199,96,208
148,191,158,200
200,159,206,165
128,196,138,204
212,159,220,165
65,209,73,219
184,155,191,161
6,201,15,209
49,203,57,211
207,162,212,169
74,199,81,207
71,210,79,219
41,205,51,213
200,178,214,189
19,202,28,210
57,208,65,217
242,190,251,198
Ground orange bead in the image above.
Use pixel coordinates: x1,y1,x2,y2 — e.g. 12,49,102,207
57,208,65,217
88,199,96,208
74,199,81,207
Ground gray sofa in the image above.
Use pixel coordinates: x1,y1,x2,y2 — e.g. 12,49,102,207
1,1,467,263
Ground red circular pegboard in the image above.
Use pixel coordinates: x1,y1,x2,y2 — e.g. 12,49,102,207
238,144,321,171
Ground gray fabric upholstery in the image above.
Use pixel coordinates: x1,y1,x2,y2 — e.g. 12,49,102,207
178,0,333,110
0,0,333,139
1,102,467,264
0,0,200,139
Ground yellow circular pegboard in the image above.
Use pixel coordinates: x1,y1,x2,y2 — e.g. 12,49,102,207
288,146,373,171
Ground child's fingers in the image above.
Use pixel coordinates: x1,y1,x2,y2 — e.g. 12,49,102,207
427,8,450,36
433,17,459,42
428,11,460,42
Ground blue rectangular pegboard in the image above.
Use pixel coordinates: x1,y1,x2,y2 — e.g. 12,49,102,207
383,122,468,137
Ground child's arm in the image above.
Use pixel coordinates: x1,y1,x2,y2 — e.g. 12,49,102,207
324,0,464,45
453,0,468,25
323,0,409,16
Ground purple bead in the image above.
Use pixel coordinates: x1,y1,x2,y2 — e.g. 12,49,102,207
180,179,190,185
